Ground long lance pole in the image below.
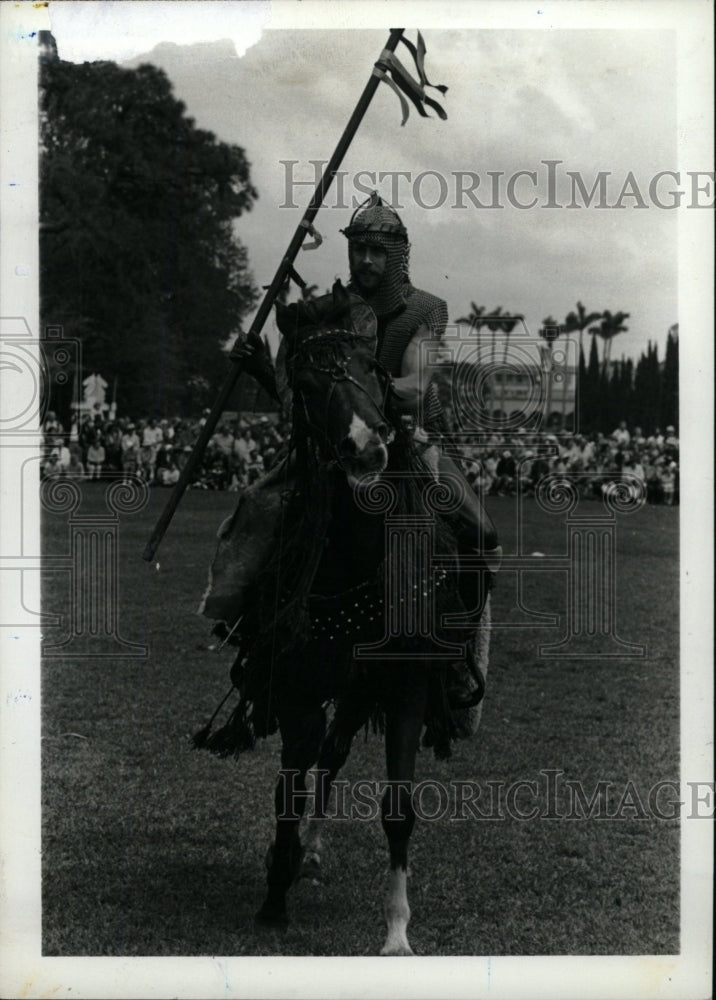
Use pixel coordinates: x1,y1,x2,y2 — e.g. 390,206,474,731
143,28,405,562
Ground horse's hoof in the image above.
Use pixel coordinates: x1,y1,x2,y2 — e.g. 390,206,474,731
255,901,289,930
298,852,323,884
380,941,414,956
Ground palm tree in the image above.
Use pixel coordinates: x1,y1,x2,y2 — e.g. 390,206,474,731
485,307,505,369
455,302,488,350
564,303,602,431
564,302,603,373
589,310,630,377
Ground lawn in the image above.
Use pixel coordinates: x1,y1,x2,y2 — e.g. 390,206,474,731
41,485,680,956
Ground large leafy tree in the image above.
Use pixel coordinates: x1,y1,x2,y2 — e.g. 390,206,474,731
40,58,259,416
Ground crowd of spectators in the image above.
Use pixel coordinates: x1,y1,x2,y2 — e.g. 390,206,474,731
41,409,679,506
40,410,291,491
453,420,680,506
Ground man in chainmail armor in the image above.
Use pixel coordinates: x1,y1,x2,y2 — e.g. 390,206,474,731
342,193,501,572
204,194,502,657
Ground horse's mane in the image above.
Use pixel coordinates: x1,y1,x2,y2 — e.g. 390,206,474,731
247,407,337,663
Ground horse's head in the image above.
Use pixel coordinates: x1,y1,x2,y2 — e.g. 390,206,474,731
277,281,394,487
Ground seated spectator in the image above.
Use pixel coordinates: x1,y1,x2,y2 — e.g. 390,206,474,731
177,445,193,475
213,424,235,457
103,424,123,476
483,450,498,493
649,427,665,450
229,458,249,492
494,450,516,495
659,460,677,507
234,427,256,465
632,426,646,450
528,454,550,494
612,420,630,447
159,459,180,486
460,448,482,488
86,440,106,480
263,446,278,472
78,413,95,464
67,440,85,479
121,423,140,483
643,454,663,505
43,411,64,438
471,461,493,498
49,436,69,473
42,451,60,479
247,452,265,485
621,451,645,502
154,441,176,482
664,425,679,455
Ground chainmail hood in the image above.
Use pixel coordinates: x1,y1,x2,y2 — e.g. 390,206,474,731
342,193,411,316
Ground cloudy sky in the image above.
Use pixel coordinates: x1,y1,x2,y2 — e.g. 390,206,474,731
40,2,710,361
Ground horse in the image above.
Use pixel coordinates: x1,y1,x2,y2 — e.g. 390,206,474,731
197,281,491,955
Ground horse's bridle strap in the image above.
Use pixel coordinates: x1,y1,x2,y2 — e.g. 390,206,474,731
291,330,395,466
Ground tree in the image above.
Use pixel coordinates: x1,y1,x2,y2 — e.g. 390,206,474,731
485,307,505,369
564,302,602,430
661,325,679,431
455,302,489,356
455,302,487,332
40,58,259,416
584,334,601,433
589,310,630,376
632,340,661,434
564,302,603,376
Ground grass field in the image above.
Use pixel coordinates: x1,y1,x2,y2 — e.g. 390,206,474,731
41,486,680,956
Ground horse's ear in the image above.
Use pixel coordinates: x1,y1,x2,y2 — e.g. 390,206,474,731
331,279,351,313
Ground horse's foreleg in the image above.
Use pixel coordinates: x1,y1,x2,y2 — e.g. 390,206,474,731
380,665,428,957
302,695,374,882
256,704,325,928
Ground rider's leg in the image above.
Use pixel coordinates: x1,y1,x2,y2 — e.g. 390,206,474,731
436,452,501,567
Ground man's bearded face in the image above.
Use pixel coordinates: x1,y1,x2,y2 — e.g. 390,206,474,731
349,241,388,294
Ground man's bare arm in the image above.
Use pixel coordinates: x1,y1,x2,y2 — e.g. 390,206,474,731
390,324,447,413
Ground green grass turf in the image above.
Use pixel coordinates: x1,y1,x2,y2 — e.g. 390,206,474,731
41,486,679,956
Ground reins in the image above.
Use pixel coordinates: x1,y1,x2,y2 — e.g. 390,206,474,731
289,327,395,467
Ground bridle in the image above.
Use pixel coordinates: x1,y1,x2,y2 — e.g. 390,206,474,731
288,328,395,468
